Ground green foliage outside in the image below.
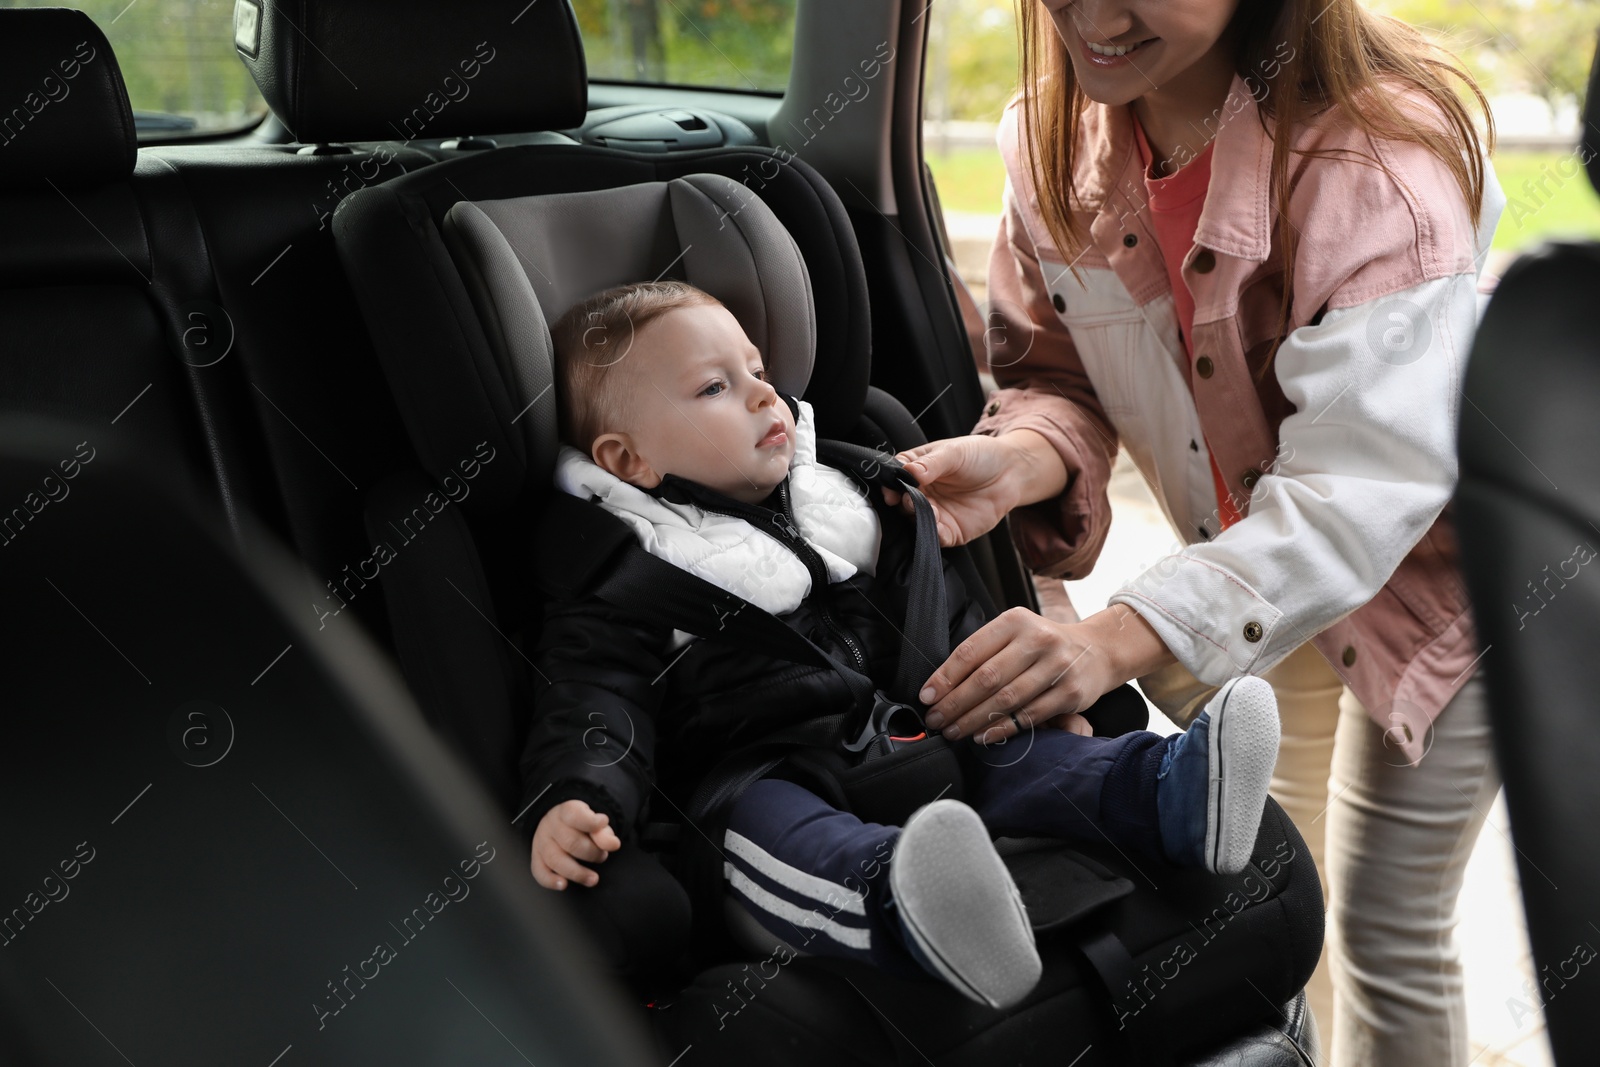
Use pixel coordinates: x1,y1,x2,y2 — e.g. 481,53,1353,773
921,0,1600,254
928,146,1600,254
4,0,265,131
1369,0,1600,113
923,0,1600,123
574,0,795,93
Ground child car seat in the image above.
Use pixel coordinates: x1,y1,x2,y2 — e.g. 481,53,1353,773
332,154,1323,1064
219,0,1326,1056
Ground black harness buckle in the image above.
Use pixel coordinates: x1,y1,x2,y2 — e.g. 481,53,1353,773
841,690,927,753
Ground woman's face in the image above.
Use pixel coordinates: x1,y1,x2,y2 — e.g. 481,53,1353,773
1041,0,1243,107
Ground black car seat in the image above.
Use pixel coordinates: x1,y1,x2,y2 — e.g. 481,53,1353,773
334,155,1323,1067
0,4,454,648
0,8,268,536
218,1,1322,1061
1456,29,1600,1067
0,414,658,1067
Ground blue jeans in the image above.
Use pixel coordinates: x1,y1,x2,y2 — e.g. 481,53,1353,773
722,727,1172,969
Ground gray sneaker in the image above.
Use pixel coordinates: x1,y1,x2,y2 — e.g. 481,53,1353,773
888,799,1042,1009
1156,675,1281,875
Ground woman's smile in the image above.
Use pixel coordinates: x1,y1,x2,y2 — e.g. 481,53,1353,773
1077,28,1160,68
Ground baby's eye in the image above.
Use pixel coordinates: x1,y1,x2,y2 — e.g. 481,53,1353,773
700,380,726,397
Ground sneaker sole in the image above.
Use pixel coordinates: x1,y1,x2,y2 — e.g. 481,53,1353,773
889,799,1041,1009
1208,676,1281,875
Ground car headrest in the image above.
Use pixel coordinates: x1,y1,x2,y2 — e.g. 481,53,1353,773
0,9,135,191
232,0,587,144
440,172,817,489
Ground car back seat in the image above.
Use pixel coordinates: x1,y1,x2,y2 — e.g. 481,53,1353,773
0,8,268,536
1,6,454,646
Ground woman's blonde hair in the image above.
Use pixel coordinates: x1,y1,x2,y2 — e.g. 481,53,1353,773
1014,0,1495,378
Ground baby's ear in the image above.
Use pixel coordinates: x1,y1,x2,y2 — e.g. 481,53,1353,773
592,433,661,489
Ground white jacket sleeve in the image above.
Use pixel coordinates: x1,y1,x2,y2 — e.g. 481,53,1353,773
1107,268,1485,682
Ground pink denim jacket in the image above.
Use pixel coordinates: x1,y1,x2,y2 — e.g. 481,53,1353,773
974,73,1506,762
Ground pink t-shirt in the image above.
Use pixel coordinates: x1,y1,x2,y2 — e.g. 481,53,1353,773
1130,110,1241,531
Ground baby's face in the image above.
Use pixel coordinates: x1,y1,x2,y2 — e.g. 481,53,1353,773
604,303,796,504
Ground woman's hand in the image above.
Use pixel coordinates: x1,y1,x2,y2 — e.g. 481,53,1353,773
920,604,1175,744
882,429,1069,548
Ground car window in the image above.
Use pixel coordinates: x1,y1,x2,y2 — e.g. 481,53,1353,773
13,0,267,139
572,0,795,94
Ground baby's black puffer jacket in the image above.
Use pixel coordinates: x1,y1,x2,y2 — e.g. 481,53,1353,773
514,472,989,843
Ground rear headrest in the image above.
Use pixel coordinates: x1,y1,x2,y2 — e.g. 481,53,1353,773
232,0,587,144
0,9,135,191
441,172,817,488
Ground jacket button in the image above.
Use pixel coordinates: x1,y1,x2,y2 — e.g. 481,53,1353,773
985,400,1000,417
1195,355,1214,379
1192,248,1217,273
1243,620,1264,642
1123,232,1138,248
1052,292,1066,312
1241,467,1262,490
1342,645,1357,667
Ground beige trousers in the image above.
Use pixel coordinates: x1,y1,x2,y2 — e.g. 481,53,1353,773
1262,641,1498,1066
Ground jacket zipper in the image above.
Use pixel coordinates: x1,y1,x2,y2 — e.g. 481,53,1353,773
773,481,871,677
678,478,871,679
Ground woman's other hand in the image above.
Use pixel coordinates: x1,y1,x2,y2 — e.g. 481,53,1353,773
880,428,1069,548
920,604,1175,744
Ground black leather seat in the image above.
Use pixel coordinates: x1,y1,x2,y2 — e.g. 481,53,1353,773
0,4,1322,1062
0,6,443,644
0,9,264,533
304,0,1321,1060
0,414,658,1066
1457,29,1600,1067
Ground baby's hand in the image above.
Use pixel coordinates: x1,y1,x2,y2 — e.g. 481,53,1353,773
531,799,622,890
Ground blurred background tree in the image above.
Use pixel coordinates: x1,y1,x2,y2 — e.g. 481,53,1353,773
1372,0,1600,114
574,0,796,92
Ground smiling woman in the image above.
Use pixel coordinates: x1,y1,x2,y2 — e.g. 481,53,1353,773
904,0,1512,1062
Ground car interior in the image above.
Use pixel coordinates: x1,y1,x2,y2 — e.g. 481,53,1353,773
6,0,1590,1063
1457,35,1600,1067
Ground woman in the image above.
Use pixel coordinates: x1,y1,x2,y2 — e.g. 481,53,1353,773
899,0,1506,1063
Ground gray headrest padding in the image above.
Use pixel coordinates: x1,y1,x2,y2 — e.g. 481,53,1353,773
441,173,816,486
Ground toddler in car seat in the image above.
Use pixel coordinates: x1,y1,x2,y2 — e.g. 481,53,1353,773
518,279,1282,1010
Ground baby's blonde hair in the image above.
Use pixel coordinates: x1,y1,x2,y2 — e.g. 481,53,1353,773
549,280,722,452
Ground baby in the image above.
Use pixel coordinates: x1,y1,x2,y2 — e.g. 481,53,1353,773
518,279,1281,1009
